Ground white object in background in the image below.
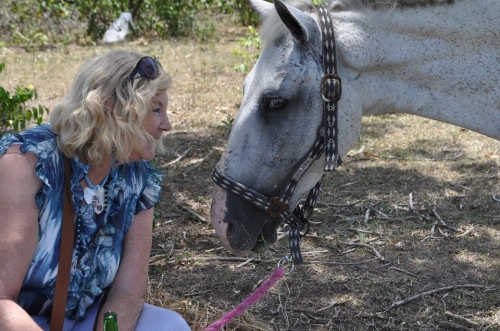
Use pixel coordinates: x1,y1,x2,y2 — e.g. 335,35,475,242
103,12,136,43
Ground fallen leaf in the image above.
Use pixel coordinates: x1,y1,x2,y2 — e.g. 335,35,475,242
485,154,499,159
362,151,380,159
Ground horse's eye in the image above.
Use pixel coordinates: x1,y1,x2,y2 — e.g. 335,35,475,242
261,96,288,111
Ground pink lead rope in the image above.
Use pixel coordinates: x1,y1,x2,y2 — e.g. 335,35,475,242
201,266,287,331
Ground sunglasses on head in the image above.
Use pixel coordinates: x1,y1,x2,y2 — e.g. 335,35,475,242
129,56,162,80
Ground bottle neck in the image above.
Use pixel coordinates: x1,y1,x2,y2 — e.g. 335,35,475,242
103,311,118,331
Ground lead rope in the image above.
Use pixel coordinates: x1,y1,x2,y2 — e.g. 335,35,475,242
201,257,293,331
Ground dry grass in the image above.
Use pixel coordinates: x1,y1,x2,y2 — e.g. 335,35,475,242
2,24,499,331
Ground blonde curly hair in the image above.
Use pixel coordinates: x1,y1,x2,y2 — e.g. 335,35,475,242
50,50,172,165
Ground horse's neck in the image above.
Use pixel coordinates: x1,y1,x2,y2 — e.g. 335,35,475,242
333,1,500,140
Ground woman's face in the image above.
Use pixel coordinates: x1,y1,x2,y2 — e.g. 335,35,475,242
129,90,171,161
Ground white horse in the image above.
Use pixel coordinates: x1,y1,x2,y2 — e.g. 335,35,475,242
102,12,136,43
210,0,500,258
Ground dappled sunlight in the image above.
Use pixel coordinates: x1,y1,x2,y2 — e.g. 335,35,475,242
452,252,498,269
451,227,500,268
489,308,500,324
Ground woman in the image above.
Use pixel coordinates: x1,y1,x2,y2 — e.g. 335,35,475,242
0,50,191,331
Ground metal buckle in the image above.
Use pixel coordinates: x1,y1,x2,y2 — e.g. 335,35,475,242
300,221,310,236
321,73,342,103
267,197,289,218
277,255,295,274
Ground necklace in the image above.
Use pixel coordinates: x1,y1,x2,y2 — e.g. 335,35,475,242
83,173,110,214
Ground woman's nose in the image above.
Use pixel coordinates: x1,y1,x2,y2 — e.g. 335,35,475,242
160,115,172,131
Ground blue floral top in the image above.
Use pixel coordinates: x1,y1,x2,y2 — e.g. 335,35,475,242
0,124,163,321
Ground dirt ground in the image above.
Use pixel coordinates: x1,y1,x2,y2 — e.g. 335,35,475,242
151,114,500,331
2,26,499,330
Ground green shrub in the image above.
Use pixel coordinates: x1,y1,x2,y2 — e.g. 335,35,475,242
232,25,261,74
2,0,85,49
1,0,266,45
0,63,48,133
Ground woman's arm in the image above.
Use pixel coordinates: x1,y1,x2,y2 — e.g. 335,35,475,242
0,147,43,331
94,207,155,331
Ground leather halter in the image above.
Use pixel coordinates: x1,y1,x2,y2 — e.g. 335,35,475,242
212,5,341,265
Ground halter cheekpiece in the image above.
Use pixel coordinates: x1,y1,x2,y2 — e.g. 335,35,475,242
212,5,341,265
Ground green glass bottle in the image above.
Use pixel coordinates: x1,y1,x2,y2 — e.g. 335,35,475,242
103,311,119,331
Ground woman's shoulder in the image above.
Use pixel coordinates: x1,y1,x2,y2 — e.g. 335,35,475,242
116,160,163,194
122,160,162,178
123,161,164,212
116,160,163,186
0,124,58,157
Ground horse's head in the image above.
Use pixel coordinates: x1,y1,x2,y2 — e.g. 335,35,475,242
211,0,362,256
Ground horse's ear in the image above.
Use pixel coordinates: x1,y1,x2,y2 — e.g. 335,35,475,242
248,0,274,21
274,0,316,44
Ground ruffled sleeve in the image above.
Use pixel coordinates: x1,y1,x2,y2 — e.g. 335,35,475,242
0,132,21,154
0,125,62,209
135,161,164,214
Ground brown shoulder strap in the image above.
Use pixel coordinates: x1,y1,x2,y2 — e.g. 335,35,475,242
50,155,75,331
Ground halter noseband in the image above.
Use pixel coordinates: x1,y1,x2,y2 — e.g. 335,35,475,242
212,5,341,265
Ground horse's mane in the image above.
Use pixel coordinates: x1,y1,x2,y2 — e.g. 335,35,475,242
259,0,456,46
330,0,454,11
